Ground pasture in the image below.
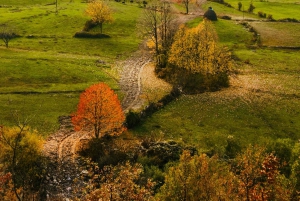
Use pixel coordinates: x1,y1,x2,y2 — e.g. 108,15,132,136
0,0,299,152
0,0,143,133
209,0,300,20
134,1,300,152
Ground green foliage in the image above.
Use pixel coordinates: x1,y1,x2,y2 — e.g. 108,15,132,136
248,3,255,13
238,1,242,10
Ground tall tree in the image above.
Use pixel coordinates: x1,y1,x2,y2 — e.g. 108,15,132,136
72,83,126,139
158,150,236,201
85,0,114,34
167,19,232,91
0,125,45,201
233,146,292,201
139,1,177,68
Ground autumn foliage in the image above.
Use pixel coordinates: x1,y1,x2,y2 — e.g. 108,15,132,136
167,19,232,92
85,0,113,34
83,161,155,201
72,83,126,139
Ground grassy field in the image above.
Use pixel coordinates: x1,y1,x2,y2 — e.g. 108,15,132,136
134,48,300,154
214,0,300,20
0,0,143,134
132,2,300,153
250,22,300,47
1,0,299,152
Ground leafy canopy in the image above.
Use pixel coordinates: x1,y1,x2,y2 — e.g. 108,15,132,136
85,0,114,34
72,83,126,139
168,19,232,75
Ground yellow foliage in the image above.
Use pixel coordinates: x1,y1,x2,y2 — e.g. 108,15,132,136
85,0,114,25
168,19,232,75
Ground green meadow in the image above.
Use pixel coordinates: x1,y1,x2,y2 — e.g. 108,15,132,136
0,0,143,133
132,1,300,153
0,0,299,152
210,0,300,20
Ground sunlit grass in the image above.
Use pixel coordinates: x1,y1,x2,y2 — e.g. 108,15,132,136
0,1,142,134
249,22,300,47
220,0,300,20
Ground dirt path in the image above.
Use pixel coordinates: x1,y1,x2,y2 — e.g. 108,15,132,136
41,6,204,200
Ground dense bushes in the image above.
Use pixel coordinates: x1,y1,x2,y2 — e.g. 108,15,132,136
126,87,181,128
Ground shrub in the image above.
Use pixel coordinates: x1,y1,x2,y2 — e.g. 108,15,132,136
74,31,110,38
238,2,242,11
258,11,267,18
83,19,98,31
126,110,141,128
267,14,274,21
248,3,255,13
221,15,232,20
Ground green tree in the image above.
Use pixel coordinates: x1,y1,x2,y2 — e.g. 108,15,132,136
85,0,114,34
238,2,242,11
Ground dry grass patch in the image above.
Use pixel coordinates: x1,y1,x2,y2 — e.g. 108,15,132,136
249,22,300,47
141,63,173,104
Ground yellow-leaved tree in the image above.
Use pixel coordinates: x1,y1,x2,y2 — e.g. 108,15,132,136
0,125,45,201
85,0,114,34
168,19,232,92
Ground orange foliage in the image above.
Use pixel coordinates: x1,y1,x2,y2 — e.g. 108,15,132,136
72,83,126,138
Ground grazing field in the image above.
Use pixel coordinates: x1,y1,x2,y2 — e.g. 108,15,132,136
134,48,300,154
0,0,143,133
214,0,300,20
133,4,300,154
0,0,299,151
250,22,300,47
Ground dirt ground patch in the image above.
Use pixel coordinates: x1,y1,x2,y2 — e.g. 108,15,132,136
140,63,173,105
249,22,300,47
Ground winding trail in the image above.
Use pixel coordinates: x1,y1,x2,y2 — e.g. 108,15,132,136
42,47,152,200
41,5,205,199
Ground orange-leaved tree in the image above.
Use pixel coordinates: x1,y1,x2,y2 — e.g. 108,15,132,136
72,83,126,139
85,0,114,34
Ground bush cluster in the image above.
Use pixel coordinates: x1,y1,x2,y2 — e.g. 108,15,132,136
125,87,181,128
208,0,232,8
74,31,110,38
